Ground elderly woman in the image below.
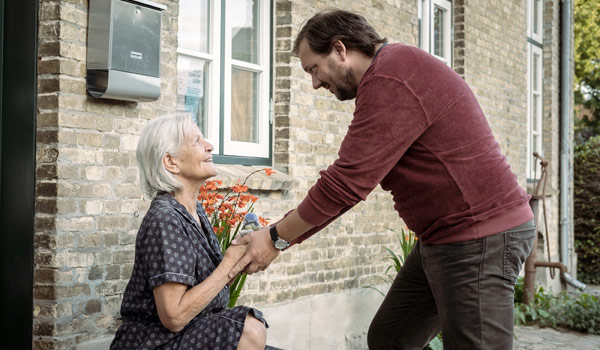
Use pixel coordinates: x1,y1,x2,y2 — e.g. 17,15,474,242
110,114,271,350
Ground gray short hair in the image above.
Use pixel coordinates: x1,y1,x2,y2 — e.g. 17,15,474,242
136,113,194,199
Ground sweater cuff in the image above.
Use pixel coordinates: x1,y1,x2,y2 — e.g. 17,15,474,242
297,196,332,227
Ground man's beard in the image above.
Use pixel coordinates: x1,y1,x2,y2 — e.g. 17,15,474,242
328,60,358,101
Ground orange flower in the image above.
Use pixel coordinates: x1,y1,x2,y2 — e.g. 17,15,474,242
232,184,249,193
196,169,273,307
259,217,270,226
200,180,222,192
197,169,269,257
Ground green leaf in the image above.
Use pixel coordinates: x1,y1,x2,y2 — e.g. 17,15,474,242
362,285,386,297
519,311,526,324
428,336,443,350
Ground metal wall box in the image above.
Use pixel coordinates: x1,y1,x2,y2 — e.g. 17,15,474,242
87,0,166,102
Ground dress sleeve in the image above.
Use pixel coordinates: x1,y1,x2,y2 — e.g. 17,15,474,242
297,75,430,228
139,207,197,289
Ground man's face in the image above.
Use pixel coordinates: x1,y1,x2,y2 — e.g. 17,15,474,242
298,39,358,101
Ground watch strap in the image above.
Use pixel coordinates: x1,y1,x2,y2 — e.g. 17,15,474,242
269,225,279,242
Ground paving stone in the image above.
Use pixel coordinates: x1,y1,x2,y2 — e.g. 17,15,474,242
514,325,600,350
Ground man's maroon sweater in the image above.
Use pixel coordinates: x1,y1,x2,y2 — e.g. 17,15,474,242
294,44,533,244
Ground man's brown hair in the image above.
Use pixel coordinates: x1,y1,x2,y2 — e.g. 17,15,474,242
292,9,388,57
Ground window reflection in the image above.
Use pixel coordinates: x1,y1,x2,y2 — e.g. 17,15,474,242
231,0,259,63
178,0,210,53
533,0,540,35
533,94,540,131
231,68,258,143
434,5,445,58
177,56,209,135
533,53,540,91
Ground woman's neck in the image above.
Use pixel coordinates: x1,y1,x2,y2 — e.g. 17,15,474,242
172,184,201,217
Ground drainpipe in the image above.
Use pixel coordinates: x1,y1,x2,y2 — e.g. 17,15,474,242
559,0,585,291
523,0,585,296
560,0,571,273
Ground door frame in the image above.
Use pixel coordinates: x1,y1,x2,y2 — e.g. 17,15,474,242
0,0,38,348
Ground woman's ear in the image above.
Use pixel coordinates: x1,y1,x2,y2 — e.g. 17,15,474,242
163,153,179,175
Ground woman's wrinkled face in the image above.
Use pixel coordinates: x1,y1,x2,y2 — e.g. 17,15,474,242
174,123,217,183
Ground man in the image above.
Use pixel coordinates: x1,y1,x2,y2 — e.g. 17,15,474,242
229,9,535,350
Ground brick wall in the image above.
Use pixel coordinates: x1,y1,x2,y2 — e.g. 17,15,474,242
34,0,179,347
33,0,409,347
455,0,529,181
32,0,566,348
253,0,418,307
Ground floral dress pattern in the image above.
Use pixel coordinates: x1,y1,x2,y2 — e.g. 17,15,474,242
110,192,267,350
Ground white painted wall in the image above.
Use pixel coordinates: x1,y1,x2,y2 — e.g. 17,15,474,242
76,287,386,350
261,288,386,350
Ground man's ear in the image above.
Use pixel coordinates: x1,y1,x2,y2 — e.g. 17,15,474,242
331,40,347,60
163,153,179,175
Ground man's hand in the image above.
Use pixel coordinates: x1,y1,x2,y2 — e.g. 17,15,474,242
228,227,279,278
223,244,248,267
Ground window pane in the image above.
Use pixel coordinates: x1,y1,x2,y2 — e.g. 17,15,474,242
532,94,540,132
178,0,210,52
177,56,209,135
434,6,445,57
533,0,540,35
533,53,540,91
230,0,259,63
231,67,258,143
532,134,540,175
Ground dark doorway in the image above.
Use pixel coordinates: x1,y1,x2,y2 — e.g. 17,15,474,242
0,0,38,348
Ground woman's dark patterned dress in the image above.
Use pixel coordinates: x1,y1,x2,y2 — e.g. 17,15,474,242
110,192,267,350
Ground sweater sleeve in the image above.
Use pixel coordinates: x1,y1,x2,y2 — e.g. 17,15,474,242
297,75,431,227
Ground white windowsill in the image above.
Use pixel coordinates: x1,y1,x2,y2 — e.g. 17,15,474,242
213,164,297,191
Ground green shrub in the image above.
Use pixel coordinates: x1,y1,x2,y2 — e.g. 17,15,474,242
514,277,600,334
574,135,600,284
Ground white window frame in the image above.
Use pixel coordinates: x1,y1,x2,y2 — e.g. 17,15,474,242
527,0,543,44
419,0,452,66
527,44,543,179
223,0,271,158
176,0,272,160
526,0,544,179
177,1,221,154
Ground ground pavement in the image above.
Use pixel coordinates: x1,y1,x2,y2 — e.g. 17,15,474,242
513,284,600,350
513,325,600,349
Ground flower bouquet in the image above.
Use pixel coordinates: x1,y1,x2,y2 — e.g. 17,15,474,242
197,168,274,307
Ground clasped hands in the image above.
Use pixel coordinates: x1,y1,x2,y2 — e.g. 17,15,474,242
225,227,280,279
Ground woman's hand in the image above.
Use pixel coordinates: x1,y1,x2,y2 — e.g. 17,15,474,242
223,244,248,266
154,245,248,332
223,244,248,285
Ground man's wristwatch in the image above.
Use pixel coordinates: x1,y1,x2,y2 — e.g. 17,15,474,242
270,225,290,250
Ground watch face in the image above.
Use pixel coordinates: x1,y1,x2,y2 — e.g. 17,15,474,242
274,239,289,250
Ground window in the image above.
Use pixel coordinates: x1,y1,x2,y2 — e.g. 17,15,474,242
419,0,452,66
527,45,543,178
177,0,272,164
527,0,543,44
526,0,543,179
